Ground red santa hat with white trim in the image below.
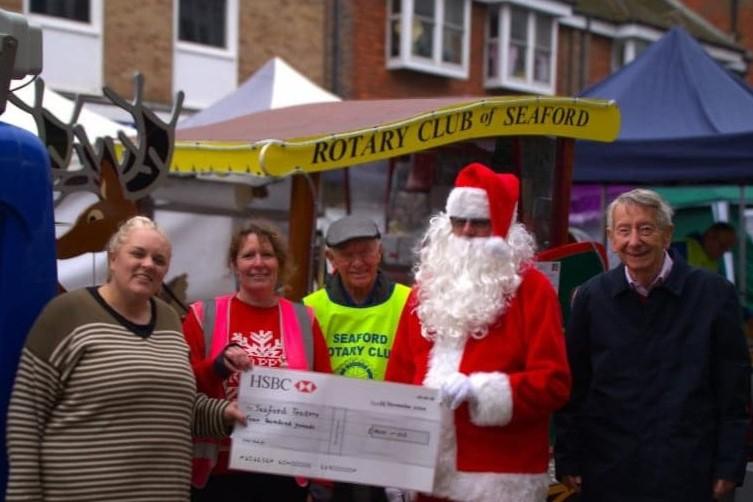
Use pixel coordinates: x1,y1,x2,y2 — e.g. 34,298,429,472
445,162,519,239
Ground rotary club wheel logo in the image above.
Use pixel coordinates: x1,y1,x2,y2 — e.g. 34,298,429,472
337,360,374,379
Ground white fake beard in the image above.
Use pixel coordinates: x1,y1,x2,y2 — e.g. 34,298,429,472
414,213,535,341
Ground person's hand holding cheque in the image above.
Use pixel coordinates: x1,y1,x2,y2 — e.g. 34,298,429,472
440,372,475,410
222,400,248,427
222,345,253,373
220,345,252,428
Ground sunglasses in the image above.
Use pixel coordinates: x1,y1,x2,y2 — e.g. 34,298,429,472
449,217,492,231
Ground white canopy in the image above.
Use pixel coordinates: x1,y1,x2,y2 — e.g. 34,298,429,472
178,57,340,129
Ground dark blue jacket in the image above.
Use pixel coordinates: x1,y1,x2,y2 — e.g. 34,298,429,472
554,253,751,502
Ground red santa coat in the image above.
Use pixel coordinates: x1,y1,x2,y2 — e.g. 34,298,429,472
385,267,570,502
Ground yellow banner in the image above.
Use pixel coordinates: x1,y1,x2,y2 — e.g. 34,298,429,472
171,97,620,177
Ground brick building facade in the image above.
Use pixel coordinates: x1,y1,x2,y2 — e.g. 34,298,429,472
0,1,750,113
0,0,329,113
682,0,753,83
331,0,751,100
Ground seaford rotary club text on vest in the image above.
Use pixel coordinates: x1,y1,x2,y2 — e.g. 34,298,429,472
310,103,592,165
328,332,391,359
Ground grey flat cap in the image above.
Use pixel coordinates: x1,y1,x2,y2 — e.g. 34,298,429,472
325,215,381,247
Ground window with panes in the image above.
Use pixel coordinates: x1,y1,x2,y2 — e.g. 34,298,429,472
178,0,226,48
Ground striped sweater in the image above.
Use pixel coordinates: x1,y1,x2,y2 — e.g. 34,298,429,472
6,289,230,501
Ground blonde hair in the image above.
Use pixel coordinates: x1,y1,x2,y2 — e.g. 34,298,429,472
105,216,171,282
106,216,169,255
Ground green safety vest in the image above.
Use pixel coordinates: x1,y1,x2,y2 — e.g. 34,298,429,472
304,284,410,381
685,237,719,272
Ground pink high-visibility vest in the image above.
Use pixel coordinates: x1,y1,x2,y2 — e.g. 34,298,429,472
191,295,314,488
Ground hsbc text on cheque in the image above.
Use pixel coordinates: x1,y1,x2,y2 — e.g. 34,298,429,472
229,367,441,491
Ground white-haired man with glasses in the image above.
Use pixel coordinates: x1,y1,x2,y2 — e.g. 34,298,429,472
555,188,751,502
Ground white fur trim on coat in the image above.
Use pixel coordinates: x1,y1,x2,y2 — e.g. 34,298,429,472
434,467,550,502
468,372,513,426
424,337,546,502
446,187,489,220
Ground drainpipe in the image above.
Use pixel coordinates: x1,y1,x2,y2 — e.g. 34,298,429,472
579,16,591,91
331,0,340,95
731,0,739,41
568,26,577,94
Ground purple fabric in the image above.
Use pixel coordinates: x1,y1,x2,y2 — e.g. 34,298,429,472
569,185,632,223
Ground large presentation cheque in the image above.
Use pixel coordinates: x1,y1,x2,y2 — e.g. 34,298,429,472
229,367,441,491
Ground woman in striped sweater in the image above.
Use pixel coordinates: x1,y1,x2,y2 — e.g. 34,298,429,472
5,216,246,501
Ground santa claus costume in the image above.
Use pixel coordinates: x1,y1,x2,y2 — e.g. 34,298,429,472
385,163,571,502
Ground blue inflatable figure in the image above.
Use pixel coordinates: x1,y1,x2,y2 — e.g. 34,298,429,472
0,121,57,498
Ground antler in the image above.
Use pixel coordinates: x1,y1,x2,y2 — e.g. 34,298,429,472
102,73,184,200
12,73,181,261
7,78,100,198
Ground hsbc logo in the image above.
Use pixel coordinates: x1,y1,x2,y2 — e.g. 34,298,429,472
294,380,317,393
248,374,292,391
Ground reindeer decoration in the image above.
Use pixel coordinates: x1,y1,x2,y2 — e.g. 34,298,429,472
10,74,183,260
10,75,189,312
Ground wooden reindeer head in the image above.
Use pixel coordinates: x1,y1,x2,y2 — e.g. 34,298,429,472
55,148,138,259
11,75,183,260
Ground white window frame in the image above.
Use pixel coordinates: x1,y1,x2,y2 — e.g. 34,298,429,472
174,0,237,60
24,0,102,37
24,0,103,94
611,37,651,70
173,0,238,109
484,2,561,95
609,25,655,70
385,0,471,80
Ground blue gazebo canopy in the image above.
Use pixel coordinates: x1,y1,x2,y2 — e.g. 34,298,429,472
575,27,753,184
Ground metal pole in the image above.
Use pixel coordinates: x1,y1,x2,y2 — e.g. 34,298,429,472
739,184,747,305
600,184,607,247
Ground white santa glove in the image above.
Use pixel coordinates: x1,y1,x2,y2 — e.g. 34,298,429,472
384,487,415,502
440,372,474,410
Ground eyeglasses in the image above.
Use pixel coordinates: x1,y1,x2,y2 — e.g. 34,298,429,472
613,224,660,238
450,217,492,232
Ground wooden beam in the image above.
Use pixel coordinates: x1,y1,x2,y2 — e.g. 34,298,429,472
287,173,319,301
551,138,575,248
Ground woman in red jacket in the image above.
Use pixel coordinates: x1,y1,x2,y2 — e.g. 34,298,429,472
183,220,331,502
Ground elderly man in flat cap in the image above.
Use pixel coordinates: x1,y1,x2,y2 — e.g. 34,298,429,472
305,215,410,381
305,215,411,501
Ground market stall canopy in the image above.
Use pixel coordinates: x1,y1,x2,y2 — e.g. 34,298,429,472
2,81,136,138
174,95,620,177
575,27,753,184
178,57,340,129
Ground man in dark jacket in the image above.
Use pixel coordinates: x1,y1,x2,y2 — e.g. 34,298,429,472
554,188,751,502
